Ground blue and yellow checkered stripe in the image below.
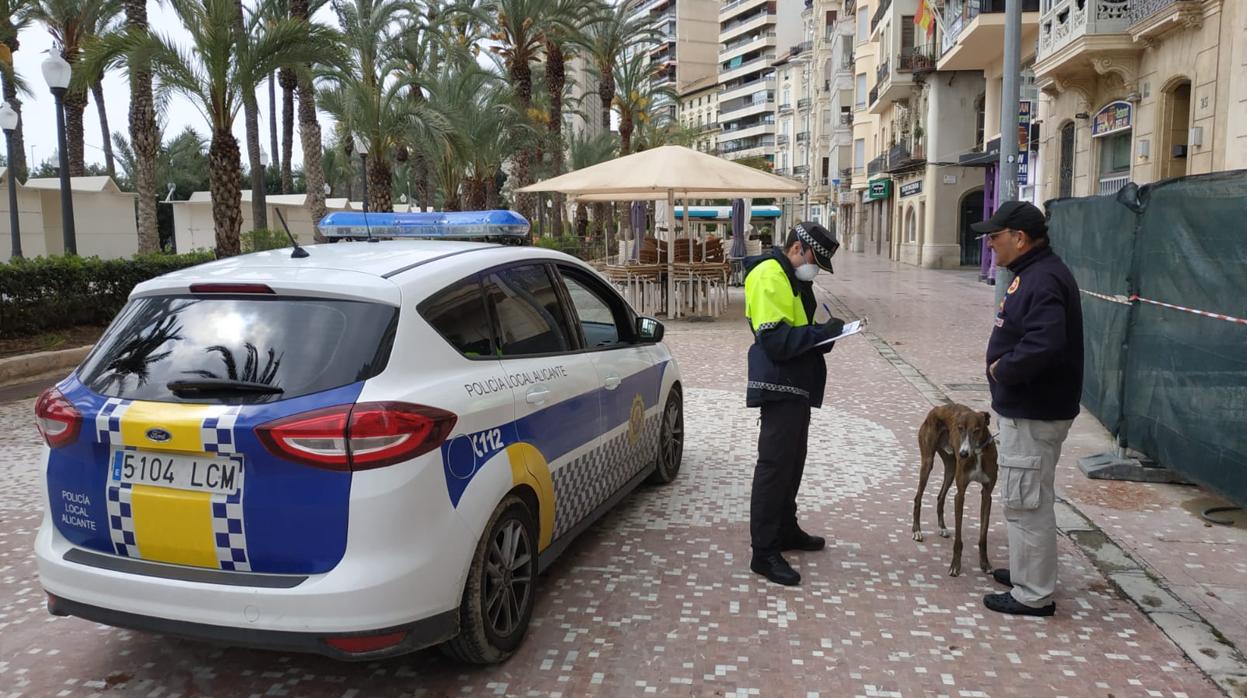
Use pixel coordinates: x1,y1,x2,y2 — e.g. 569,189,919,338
95,401,249,570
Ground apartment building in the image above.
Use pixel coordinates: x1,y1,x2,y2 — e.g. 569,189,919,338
769,0,856,230
1032,0,1246,203
716,0,805,161
638,0,721,122
678,75,722,153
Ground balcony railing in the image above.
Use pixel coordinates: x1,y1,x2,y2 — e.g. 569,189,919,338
774,167,790,176
778,102,793,113
1127,0,1202,33
1099,173,1130,196
885,141,927,172
877,59,890,84
899,44,936,74
777,134,790,145
867,154,887,176
793,165,810,176
796,131,810,144
720,30,777,58
789,40,813,56
871,0,893,32
839,113,854,126
797,97,811,110
868,84,880,106
1038,0,1132,60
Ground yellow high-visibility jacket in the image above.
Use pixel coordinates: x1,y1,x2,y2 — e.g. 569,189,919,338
744,249,834,408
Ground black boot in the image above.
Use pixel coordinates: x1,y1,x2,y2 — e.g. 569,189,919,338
750,553,800,586
781,529,826,552
992,568,1012,587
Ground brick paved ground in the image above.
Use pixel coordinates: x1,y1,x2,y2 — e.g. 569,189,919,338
0,250,1238,697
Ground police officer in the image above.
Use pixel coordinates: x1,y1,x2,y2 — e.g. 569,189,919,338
975,201,1084,617
744,221,842,586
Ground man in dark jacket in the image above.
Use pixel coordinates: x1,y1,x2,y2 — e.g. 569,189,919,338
743,222,843,586
974,201,1084,617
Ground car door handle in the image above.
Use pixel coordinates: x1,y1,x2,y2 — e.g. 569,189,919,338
603,376,622,391
526,388,550,404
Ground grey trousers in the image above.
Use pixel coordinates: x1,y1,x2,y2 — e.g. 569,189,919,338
997,416,1074,608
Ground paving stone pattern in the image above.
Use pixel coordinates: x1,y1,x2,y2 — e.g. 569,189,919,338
0,251,1232,697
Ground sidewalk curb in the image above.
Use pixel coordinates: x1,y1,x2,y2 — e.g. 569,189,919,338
821,288,1247,697
0,345,92,388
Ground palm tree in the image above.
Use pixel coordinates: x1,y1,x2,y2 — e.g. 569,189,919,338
30,0,120,177
83,0,334,256
0,0,33,181
566,129,614,236
487,0,548,220
291,0,328,237
612,49,656,156
581,0,652,132
320,0,446,213
538,0,594,235
122,0,159,252
79,10,121,178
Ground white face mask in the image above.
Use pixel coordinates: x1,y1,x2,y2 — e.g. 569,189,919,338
794,263,820,282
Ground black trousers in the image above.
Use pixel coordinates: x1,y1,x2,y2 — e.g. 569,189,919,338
750,399,812,556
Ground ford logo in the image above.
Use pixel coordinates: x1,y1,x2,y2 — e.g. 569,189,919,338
146,428,172,443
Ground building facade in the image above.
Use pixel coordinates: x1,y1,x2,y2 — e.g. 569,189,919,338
642,0,721,122
1033,0,1245,204
716,0,805,161
678,75,722,153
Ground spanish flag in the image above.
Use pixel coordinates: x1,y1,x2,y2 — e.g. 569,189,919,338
915,0,935,37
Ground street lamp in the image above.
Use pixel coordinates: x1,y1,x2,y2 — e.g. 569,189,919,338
41,52,75,255
353,134,368,213
0,103,20,259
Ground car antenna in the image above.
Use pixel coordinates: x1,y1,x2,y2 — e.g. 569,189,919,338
274,208,310,258
363,207,378,242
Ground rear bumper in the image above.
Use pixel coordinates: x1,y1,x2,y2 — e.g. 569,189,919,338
46,592,458,660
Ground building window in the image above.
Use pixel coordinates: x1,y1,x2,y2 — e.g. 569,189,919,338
854,138,865,172
855,74,867,110
857,6,868,43
1097,130,1131,191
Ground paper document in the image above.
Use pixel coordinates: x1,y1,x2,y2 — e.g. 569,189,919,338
816,318,867,347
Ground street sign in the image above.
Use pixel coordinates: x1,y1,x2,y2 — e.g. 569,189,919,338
864,178,892,202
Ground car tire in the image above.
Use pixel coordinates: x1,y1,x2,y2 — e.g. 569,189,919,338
442,495,538,664
646,388,684,485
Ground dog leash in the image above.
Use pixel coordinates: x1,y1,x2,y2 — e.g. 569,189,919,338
976,433,999,451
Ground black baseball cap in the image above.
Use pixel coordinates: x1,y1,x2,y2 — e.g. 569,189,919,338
971,201,1048,239
792,221,840,273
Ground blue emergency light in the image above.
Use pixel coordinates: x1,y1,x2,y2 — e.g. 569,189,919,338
317,209,531,242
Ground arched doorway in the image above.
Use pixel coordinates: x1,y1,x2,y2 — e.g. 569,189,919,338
959,189,984,266
1160,79,1192,180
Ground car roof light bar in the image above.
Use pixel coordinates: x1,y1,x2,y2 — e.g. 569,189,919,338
317,210,531,241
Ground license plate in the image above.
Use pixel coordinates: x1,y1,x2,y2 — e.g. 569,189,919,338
110,449,244,496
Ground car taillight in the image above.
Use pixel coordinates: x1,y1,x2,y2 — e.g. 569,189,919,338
322,630,408,654
34,387,81,449
255,402,457,471
189,283,275,294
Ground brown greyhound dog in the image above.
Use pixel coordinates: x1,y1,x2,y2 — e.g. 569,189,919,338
911,404,998,577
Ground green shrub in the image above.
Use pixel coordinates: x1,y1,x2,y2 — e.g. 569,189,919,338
533,235,585,258
241,228,292,253
0,251,215,339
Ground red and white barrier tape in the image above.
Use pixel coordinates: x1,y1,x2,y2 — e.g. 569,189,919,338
1080,289,1247,325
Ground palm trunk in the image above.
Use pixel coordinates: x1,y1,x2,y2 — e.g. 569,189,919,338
413,152,429,212
64,88,88,177
510,58,533,221
545,39,567,238
0,46,28,181
268,71,279,189
620,113,634,156
278,68,296,194
235,0,266,230
126,0,160,252
485,170,500,210
597,60,614,132
366,156,392,213
91,80,116,179
291,0,325,240
209,128,243,257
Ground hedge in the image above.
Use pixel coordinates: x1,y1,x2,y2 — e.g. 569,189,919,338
0,252,215,339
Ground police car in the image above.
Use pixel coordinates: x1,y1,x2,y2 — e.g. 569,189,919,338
33,211,684,663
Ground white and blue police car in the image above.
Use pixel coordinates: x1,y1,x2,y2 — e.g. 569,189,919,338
34,211,683,663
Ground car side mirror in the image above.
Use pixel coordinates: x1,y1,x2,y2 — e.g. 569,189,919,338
636,316,664,343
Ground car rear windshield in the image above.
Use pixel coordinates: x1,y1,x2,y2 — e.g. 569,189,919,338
78,295,398,403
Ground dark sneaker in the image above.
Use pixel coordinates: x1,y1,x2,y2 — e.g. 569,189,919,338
983,592,1054,617
750,553,801,586
992,568,1012,587
781,530,826,552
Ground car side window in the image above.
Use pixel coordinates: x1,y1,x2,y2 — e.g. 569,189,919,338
559,270,626,349
483,265,574,356
419,276,496,358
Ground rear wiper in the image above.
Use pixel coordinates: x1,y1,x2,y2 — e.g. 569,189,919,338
166,379,284,395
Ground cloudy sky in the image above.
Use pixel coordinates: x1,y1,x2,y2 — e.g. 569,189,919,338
12,5,340,175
